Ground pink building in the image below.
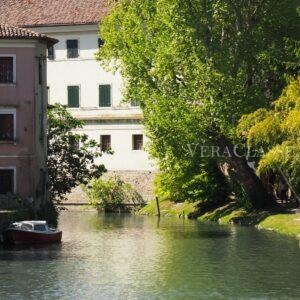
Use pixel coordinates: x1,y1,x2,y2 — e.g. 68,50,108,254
0,24,57,211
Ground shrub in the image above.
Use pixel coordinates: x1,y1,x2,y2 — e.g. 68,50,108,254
87,176,144,211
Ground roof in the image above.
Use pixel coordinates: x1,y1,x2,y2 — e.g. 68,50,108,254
0,24,58,45
15,221,47,225
25,221,47,225
0,0,108,28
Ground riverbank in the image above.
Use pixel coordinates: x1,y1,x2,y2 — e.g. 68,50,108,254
139,199,200,218
139,200,300,239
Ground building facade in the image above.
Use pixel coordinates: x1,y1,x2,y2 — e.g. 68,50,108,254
39,24,155,172
0,0,157,201
0,24,57,210
0,0,156,173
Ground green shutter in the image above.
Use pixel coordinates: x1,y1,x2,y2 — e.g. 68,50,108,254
99,85,111,107
68,86,79,108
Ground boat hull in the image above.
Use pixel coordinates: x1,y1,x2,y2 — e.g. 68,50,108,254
3,229,62,245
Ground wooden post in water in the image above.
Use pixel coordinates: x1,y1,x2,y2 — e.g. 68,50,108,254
156,196,160,217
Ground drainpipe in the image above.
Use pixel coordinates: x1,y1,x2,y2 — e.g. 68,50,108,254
36,54,48,209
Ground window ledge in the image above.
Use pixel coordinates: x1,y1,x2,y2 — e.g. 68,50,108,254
0,83,16,87
0,140,17,145
67,107,81,110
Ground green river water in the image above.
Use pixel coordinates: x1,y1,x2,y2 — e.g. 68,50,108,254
0,211,299,299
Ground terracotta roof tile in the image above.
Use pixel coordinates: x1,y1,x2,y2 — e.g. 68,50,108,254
0,24,58,44
0,0,108,27
0,0,107,27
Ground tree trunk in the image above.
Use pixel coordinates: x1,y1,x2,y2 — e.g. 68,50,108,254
215,136,275,209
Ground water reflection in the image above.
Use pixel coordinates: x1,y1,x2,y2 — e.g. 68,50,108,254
0,211,299,300
0,244,62,261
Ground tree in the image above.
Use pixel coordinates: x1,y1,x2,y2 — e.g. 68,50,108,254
238,77,300,198
97,0,299,208
47,104,106,205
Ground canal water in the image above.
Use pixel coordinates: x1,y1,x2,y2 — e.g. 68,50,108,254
0,211,299,299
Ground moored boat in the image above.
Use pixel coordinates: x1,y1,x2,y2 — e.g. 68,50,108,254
3,221,62,245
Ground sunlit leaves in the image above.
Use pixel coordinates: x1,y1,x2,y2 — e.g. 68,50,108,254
239,77,300,193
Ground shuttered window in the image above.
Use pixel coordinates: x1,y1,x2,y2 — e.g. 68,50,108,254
67,40,79,58
0,57,14,83
100,135,111,151
98,38,104,48
68,86,80,108
99,85,111,107
132,134,143,150
0,169,14,194
131,100,139,107
47,45,54,60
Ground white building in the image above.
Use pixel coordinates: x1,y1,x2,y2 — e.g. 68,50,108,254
0,0,157,200
40,24,155,172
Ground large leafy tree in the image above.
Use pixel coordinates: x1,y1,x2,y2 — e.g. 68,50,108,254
238,77,300,198
98,0,299,208
47,105,106,204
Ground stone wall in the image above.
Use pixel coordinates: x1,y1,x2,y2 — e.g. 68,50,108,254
103,170,157,202
66,170,157,204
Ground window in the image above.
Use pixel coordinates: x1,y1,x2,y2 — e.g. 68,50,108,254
70,136,80,150
132,134,143,150
0,56,15,83
0,169,14,194
47,45,54,60
67,40,79,58
34,224,46,232
98,38,104,48
99,85,111,107
68,86,80,108
38,60,43,85
131,100,139,107
100,135,111,151
0,110,15,141
21,223,33,231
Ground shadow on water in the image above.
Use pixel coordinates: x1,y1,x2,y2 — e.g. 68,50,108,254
171,230,231,239
0,243,62,261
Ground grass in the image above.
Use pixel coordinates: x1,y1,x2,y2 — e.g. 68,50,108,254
198,203,300,239
258,214,300,238
138,199,200,218
198,203,271,225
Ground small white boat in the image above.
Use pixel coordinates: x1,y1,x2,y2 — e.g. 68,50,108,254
3,221,62,245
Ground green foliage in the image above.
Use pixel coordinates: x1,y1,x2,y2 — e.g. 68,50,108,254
247,116,283,150
239,77,300,194
88,176,144,211
37,198,59,227
258,213,300,238
47,104,106,204
237,108,271,138
98,0,299,206
155,159,228,204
